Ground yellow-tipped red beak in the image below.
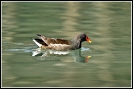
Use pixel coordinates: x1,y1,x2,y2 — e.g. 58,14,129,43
88,40,91,43
86,37,92,43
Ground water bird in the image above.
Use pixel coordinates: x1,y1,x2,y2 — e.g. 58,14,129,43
33,33,91,51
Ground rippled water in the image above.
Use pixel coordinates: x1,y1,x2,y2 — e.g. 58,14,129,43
2,2,131,87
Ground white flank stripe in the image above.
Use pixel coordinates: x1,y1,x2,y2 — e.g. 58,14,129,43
33,39,42,47
50,44,69,47
49,43,69,50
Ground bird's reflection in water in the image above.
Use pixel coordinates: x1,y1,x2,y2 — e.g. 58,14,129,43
32,48,91,63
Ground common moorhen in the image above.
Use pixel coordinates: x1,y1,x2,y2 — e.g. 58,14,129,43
33,33,91,51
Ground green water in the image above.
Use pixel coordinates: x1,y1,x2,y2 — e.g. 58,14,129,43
2,2,131,87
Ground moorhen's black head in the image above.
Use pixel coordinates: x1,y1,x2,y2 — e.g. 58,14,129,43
70,33,91,49
77,33,91,43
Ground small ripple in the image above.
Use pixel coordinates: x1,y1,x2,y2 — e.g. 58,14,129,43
3,42,36,53
4,48,32,53
81,47,91,52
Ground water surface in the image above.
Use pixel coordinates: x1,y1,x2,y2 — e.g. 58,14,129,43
2,2,131,87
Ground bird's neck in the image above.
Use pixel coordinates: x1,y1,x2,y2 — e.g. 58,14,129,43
71,38,82,49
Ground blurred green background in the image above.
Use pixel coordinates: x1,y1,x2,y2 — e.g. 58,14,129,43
2,2,131,87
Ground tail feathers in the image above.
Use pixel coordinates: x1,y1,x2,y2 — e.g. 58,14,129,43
33,39,42,47
37,34,41,37
33,38,48,47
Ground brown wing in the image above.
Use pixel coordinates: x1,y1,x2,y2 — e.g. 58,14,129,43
37,34,71,45
47,38,71,45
